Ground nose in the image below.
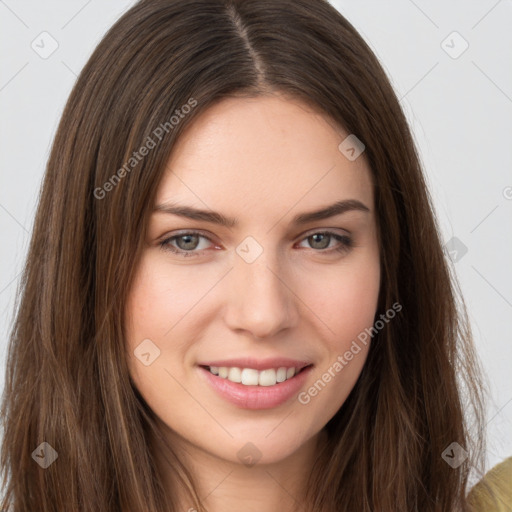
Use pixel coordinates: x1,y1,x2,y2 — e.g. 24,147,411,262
223,247,299,340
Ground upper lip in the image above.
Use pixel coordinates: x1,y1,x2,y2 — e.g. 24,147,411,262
198,357,313,371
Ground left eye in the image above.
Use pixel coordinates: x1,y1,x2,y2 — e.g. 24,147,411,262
158,230,352,257
297,231,351,252
159,232,213,256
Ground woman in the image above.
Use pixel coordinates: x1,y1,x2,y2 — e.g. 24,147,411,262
0,0,487,510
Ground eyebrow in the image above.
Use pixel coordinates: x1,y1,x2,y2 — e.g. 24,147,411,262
153,199,370,228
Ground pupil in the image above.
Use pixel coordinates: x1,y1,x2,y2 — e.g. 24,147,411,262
311,233,329,249
178,234,198,250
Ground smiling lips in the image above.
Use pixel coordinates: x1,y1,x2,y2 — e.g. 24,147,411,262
197,357,313,409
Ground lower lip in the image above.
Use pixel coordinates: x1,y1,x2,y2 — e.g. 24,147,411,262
198,365,313,410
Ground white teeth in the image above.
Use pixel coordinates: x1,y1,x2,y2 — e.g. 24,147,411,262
228,367,242,383
241,368,259,385
276,367,287,382
286,367,296,379
258,369,276,386
208,365,302,386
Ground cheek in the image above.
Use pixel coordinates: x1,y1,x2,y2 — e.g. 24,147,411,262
125,253,215,342
294,251,379,420
123,254,198,388
124,257,201,435
305,252,380,346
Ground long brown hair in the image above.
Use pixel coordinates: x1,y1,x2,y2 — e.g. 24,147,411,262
0,0,485,510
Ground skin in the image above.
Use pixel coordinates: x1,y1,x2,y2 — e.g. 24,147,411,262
125,93,380,512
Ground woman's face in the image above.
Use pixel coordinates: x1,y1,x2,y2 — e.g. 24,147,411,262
125,94,380,465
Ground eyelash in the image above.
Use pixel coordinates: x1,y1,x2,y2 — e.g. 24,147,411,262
158,230,353,258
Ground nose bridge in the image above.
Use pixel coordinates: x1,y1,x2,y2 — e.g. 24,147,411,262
225,236,297,338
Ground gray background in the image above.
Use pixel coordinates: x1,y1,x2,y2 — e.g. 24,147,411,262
1,0,511,478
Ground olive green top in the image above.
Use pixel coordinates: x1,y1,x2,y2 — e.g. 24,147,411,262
467,457,512,511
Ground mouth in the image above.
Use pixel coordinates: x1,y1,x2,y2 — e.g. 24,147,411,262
199,364,313,387
197,363,314,410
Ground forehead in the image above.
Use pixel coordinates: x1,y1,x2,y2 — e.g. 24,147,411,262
156,94,373,227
